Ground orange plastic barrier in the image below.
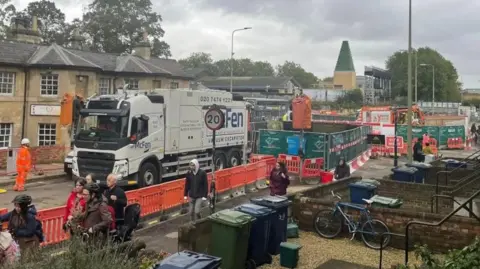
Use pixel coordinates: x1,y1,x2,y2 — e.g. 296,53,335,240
0,154,349,246
250,154,275,163
301,158,324,178
1,208,7,230
277,154,301,174
447,137,464,149
230,166,247,190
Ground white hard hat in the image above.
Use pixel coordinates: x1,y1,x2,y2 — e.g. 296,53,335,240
21,138,30,145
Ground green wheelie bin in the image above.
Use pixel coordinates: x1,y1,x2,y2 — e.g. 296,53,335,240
208,209,255,269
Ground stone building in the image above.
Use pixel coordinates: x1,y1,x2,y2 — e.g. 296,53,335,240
0,17,191,148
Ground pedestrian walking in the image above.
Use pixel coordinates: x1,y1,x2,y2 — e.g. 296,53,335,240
269,161,290,196
104,174,127,227
183,159,208,222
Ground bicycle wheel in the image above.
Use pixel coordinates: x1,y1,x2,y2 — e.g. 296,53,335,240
313,209,343,239
360,219,391,250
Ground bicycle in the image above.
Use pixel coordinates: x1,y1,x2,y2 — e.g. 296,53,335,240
313,191,391,250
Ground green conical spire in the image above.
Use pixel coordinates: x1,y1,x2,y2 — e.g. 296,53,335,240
334,40,355,72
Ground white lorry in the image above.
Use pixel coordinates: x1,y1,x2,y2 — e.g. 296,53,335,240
71,88,249,187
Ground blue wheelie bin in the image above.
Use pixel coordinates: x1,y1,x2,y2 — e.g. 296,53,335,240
406,162,432,183
251,196,292,255
235,203,274,267
154,250,222,269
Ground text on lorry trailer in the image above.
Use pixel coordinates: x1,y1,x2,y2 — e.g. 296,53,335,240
225,108,243,128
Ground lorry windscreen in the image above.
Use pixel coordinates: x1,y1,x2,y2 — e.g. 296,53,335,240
76,114,129,141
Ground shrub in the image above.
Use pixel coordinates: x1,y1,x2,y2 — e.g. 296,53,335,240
395,237,480,269
3,235,167,269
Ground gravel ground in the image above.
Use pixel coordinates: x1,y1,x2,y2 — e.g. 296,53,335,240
261,231,423,269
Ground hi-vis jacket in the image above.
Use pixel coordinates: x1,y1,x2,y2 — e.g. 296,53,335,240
16,146,31,172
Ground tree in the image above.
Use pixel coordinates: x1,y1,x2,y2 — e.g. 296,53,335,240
386,47,461,102
0,0,16,39
178,52,276,77
276,61,318,88
178,52,218,75
18,0,67,44
81,0,170,57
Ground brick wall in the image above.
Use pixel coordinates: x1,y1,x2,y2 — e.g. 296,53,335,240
292,196,480,252
0,146,65,169
376,179,453,213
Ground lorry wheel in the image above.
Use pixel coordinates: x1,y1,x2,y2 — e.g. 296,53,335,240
213,152,226,170
138,162,158,187
226,149,242,167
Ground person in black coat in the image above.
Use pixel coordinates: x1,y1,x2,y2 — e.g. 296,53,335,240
183,159,208,222
334,158,351,180
104,174,127,227
413,137,425,162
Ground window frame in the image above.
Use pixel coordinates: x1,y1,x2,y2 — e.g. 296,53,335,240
98,78,111,95
40,74,59,97
124,78,139,90
0,123,13,148
0,72,15,96
37,123,57,146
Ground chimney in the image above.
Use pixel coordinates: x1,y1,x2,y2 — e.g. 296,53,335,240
10,16,42,44
132,31,151,60
70,28,85,50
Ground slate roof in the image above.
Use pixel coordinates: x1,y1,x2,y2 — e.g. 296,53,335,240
0,40,191,79
334,40,355,72
199,76,301,90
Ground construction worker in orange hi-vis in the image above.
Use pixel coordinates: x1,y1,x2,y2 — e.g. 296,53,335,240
14,138,32,192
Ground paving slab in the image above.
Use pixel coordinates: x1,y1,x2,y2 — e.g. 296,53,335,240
316,259,376,269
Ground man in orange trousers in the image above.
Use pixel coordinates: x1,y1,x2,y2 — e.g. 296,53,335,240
14,138,32,192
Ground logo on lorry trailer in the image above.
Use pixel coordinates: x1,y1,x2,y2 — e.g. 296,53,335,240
224,108,244,128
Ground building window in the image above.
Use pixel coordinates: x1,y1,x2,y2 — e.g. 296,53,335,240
153,80,162,88
38,123,56,146
99,78,110,95
0,72,15,95
40,74,59,96
0,123,12,148
170,82,179,89
124,78,139,90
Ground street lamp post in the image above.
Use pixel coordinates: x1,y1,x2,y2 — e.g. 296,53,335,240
420,63,435,113
415,51,418,103
230,27,252,93
406,0,413,164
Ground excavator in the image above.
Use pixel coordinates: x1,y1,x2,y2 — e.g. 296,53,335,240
59,92,86,179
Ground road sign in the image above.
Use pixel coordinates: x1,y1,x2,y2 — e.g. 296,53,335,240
386,136,404,148
205,106,225,131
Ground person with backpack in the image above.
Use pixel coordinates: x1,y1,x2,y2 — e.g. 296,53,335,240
0,194,44,257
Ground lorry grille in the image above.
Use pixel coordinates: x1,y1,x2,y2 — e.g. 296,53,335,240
77,157,114,180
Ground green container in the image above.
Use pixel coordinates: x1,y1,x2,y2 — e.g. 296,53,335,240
370,195,403,209
280,242,302,268
208,209,255,269
287,223,299,238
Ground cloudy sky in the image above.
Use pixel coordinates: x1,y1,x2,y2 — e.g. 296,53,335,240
12,0,480,88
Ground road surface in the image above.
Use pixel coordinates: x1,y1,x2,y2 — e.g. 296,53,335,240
0,148,472,211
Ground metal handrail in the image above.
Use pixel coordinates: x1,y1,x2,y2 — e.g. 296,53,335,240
378,232,405,269
435,148,480,185
404,189,480,265
430,194,480,221
434,163,480,212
